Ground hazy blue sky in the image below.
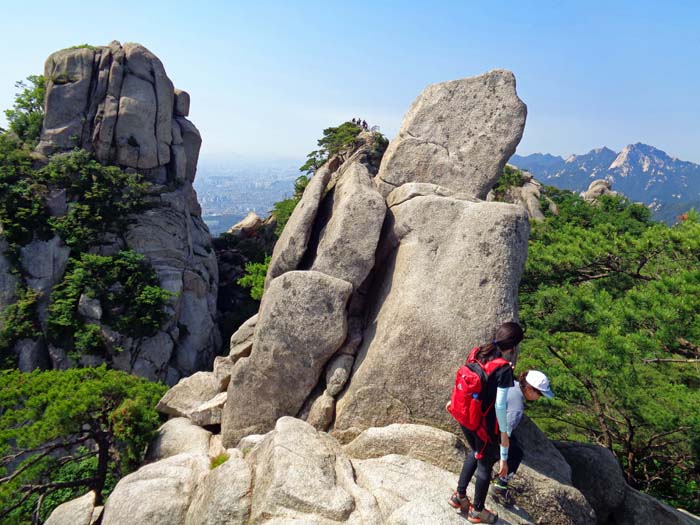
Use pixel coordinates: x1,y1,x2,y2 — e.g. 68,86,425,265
1,1,698,163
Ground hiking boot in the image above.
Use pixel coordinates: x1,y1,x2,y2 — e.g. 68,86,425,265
491,479,514,506
467,507,498,524
448,491,470,513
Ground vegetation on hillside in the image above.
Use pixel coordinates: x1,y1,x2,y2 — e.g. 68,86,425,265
299,121,364,175
0,367,166,524
47,251,173,359
519,187,700,512
3,75,45,146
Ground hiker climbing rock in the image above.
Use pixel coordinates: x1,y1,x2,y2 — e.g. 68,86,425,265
446,322,523,524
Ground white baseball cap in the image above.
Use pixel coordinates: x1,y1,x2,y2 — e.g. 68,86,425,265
525,370,554,398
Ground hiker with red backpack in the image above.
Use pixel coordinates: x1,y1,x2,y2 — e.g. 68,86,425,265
446,322,523,524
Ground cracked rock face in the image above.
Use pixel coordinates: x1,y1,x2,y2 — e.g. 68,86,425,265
25,42,220,381
375,70,527,199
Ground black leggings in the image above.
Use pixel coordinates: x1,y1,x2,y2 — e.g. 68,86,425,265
507,435,523,478
457,426,499,511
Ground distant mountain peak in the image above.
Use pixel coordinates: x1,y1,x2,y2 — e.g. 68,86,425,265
510,144,700,222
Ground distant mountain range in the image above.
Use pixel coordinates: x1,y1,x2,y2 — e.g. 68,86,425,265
510,143,700,222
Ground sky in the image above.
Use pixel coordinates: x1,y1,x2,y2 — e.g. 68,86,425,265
1,1,699,164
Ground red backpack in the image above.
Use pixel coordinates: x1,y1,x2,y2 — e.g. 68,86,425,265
448,347,510,457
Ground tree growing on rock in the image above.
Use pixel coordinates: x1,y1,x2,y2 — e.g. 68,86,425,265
3,75,45,146
0,367,166,524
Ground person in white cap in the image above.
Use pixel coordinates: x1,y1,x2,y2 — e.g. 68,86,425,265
490,369,554,504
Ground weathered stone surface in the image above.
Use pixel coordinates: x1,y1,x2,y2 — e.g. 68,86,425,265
102,453,209,525
513,417,574,485
236,433,268,455
229,313,257,348
310,161,386,289
228,313,256,361
227,211,264,236
185,452,252,525
32,42,218,382
246,417,380,524
618,485,700,525
222,271,352,446
376,70,527,199
213,356,235,385
351,455,466,523
20,235,70,326
325,353,355,397
16,338,49,372
146,417,212,461
78,294,102,320
45,490,96,525
508,465,595,525
306,391,336,431
265,167,332,288
386,182,476,208
386,500,467,525
0,238,19,320
156,371,226,419
335,196,529,431
188,392,227,426
582,179,617,202
174,88,190,117
344,423,467,474
36,47,97,155
555,441,626,523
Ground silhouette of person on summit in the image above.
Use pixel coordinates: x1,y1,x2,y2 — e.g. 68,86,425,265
351,118,356,124
362,120,368,130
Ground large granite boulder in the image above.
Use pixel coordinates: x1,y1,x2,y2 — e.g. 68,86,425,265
156,371,226,420
184,449,252,525
335,195,529,431
245,417,379,524
102,453,209,525
308,160,387,289
344,423,467,474
555,441,627,523
145,417,212,461
375,70,527,199
617,486,700,525
264,166,332,288
45,490,96,525
222,271,352,446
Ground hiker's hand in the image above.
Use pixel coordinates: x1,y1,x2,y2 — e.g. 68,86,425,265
445,401,451,412
498,460,508,478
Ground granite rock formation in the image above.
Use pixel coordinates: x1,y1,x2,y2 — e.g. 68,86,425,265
3,41,220,381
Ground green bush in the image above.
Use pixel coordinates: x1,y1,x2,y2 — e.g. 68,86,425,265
237,256,271,301
0,288,41,366
210,452,230,469
48,251,173,357
492,165,525,200
3,75,45,146
43,149,151,250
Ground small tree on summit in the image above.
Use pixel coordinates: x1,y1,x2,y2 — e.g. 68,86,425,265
299,121,363,175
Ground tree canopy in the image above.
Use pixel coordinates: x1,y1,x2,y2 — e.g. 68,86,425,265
518,187,700,512
0,367,166,524
3,75,45,146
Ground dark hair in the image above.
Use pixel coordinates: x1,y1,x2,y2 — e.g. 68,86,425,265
476,321,524,363
518,371,529,390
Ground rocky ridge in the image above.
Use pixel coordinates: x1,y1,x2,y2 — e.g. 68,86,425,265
45,69,700,525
